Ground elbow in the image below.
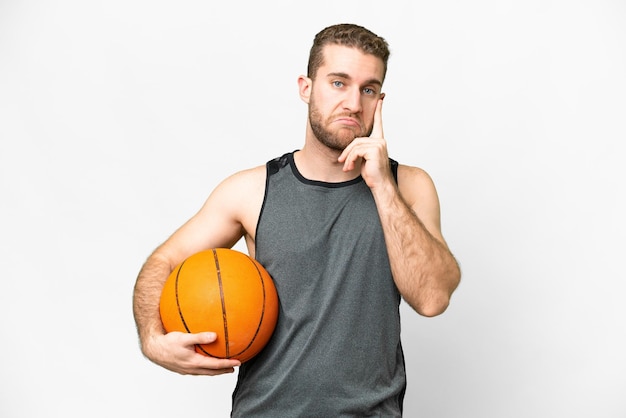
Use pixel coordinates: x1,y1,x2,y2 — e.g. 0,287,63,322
413,269,460,318
416,296,450,317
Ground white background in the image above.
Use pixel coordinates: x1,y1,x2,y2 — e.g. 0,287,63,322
1,1,625,417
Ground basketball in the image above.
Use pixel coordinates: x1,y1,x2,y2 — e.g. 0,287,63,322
159,248,279,363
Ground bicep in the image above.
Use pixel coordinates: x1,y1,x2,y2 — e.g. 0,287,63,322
154,173,251,269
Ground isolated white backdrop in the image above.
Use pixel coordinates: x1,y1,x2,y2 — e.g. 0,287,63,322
1,1,625,417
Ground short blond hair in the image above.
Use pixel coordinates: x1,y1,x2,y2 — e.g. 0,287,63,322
307,23,390,81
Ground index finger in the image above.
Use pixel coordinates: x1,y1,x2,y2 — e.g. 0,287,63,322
370,98,384,138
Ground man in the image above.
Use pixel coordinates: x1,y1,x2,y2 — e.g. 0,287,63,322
133,23,461,416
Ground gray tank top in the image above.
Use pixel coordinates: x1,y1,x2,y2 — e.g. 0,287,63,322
231,151,406,417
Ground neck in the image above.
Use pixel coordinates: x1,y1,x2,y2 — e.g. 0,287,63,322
294,141,362,183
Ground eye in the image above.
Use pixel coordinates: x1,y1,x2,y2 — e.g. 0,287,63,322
363,87,376,95
332,80,344,88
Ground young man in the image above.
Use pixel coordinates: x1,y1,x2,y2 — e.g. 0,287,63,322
133,23,461,416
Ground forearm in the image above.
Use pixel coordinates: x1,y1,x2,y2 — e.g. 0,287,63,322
133,252,172,354
373,184,460,317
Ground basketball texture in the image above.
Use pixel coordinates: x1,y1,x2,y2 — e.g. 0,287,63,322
159,248,279,363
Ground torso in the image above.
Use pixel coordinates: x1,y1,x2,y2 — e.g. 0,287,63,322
231,152,406,416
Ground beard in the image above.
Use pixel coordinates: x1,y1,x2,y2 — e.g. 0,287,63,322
308,94,370,151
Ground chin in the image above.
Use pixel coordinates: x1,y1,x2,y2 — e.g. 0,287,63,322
326,136,355,152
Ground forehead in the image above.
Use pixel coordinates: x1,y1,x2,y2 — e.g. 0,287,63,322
318,44,385,84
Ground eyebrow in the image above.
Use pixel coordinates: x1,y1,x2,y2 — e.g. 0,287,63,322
325,72,383,87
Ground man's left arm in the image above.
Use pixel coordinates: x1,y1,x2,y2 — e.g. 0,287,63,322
373,165,461,317
339,99,460,316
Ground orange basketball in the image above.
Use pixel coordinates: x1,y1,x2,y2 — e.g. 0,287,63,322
159,248,279,363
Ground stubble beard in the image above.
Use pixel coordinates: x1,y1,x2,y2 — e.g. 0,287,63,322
308,96,369,152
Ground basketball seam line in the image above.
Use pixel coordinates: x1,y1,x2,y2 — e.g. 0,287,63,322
175,260,192,333
232,258,267,357
213,249,230,358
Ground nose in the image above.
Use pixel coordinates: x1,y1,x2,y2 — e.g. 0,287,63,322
342,87,362,114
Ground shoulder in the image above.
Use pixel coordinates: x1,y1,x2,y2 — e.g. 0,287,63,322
397,164,438,203
396,164,442,229
219,164,266,191
190,164,266,244
208,164,266,213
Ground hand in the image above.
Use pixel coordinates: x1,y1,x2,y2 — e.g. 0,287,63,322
143,331,241,376
338,99,392,189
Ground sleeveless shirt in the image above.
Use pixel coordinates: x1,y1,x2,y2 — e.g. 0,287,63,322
231,151,406,417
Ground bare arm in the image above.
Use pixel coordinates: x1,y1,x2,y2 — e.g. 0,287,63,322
373,166,460,316
132,166,265,374
133,251,242,375
339,99,460,316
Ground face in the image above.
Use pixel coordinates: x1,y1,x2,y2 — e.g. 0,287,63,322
301,44,385,151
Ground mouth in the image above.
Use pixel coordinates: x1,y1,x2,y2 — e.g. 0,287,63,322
333,117,361,129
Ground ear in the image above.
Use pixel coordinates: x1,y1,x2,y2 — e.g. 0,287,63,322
380,92,386,101
298,75,312,104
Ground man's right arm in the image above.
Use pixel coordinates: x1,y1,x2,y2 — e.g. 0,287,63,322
132,166,265,375
133,249,242,375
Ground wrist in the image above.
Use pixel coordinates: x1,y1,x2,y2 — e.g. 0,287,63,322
371,178,400,206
